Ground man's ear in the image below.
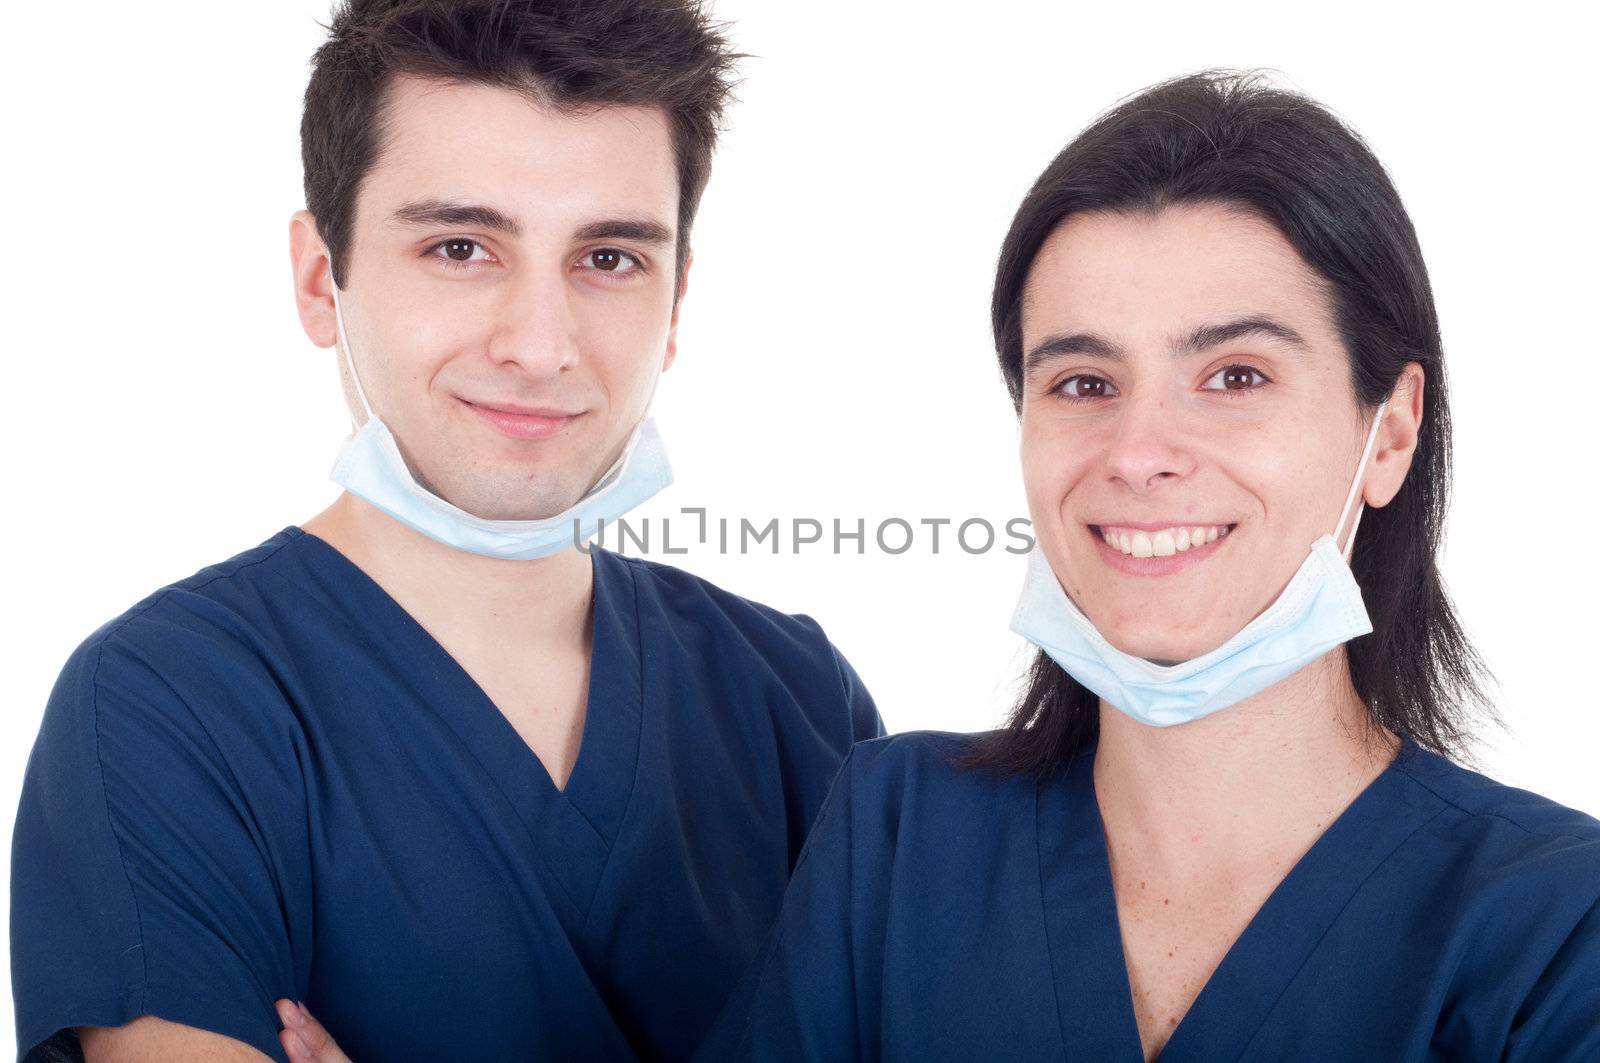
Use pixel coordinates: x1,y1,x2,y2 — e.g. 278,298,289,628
1364,362,1425,510
290,210,337,349
663,250,692,373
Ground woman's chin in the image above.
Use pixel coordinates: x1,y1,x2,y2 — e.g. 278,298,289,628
1102,627,1223,665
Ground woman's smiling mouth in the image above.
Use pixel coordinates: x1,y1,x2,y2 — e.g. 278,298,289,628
1088,521,1238,575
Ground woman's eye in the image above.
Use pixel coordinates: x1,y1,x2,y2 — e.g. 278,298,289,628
1202,364,1271,393
579,248,643,274
427,238,493,265
1053,374,1117,401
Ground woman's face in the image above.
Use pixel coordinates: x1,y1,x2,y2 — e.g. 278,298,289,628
1018,203,1407,664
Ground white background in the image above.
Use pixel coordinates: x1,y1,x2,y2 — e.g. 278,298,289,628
4,0,1596,1038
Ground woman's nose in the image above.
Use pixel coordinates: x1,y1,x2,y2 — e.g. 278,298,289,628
1101,391,1197,493
485,263,580,376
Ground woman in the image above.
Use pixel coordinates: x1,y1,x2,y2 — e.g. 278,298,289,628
277,71,1600,1062
692,71,1600,1061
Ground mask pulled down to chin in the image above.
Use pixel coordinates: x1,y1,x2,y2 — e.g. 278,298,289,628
1010,401,1388,728
326,282,673,561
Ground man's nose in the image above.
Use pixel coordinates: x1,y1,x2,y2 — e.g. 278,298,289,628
485,261,580,376
1101,389,1197,494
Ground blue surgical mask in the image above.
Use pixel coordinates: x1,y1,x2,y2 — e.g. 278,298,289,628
1010,401,1389,728
326,283,672,560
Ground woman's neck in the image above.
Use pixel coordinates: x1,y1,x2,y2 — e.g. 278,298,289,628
1091,649,1401,879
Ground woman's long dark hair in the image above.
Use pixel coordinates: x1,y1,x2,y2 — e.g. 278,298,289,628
969,71,1495,777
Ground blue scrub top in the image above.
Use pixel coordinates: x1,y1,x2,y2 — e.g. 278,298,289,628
12,527,883,1062
707,731,1600,1061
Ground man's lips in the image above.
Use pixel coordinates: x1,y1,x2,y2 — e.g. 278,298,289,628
459,398,585,441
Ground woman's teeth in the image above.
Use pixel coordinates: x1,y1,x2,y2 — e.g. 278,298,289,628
1099,524,1231,558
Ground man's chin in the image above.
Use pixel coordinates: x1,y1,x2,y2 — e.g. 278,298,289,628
436,463,600,515
449,490,589,523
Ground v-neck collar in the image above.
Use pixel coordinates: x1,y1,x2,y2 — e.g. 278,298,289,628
1036,737,1441,1061
286,528,645,923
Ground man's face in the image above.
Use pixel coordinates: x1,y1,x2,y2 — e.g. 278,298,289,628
319,74,683,520
1018,203,1389,664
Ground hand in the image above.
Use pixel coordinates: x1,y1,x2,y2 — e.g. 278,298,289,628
275,999,354,1063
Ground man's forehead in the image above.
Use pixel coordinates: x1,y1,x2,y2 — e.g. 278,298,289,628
361,74,678,226
388,71,624,109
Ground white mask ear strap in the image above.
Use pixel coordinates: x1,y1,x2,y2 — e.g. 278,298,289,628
330,280,375,423
1334,399,1390,561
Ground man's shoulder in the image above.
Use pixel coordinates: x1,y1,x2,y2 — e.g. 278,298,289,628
601,551,882,740
601,550,837,654
53,528,308,713
95,525,301,628
18,531,317,1063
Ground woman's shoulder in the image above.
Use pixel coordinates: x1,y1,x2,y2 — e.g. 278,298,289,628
1385,743,1600,1058
779,731,1049,910
834,730,1040,834
847,729,1004,785
1395,742,1600,844
1392,742,1600,887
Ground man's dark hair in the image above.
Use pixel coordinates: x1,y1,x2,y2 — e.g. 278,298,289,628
301,0,741,292
972,70,1495,777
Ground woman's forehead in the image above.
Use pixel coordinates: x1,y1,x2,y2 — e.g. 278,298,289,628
1021,204,1338,352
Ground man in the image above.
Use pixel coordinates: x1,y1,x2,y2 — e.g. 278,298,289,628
10,2,881,1060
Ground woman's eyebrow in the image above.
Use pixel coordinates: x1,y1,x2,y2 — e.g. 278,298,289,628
1177,315,1310,355
1024,314,1309,374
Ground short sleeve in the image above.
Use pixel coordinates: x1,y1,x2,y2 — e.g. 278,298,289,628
699,746,883,1062
11,615,306,1062
1502,896,1600,1061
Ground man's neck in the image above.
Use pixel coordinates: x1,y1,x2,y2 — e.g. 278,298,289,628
300,492,595,653
1092,651,1400,880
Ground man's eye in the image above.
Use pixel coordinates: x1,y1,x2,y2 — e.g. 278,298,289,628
580,248,642,274
1052,374,1116,402
1202,365,1271,393
427,238,493,265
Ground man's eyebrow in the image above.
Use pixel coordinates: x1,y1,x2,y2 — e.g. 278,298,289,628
1022,314,1309,374
386,202,673,249
573,218,674,246
389,199,522,235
